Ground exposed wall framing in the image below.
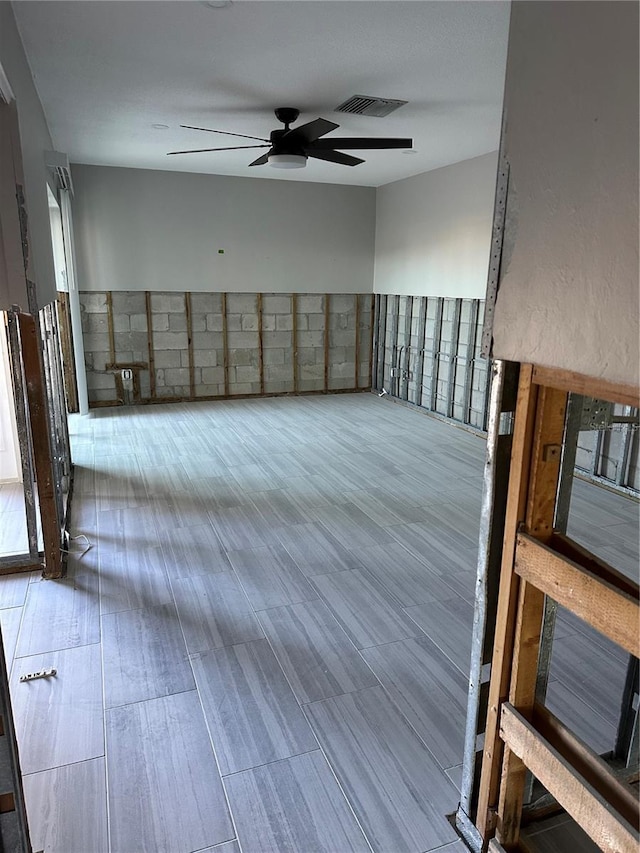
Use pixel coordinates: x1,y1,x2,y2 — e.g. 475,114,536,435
373,293,490,432
2,307,71,579
79,290,374,406
458,362,639,852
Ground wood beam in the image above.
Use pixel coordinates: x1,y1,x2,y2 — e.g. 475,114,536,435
500,703,638,853
531,366,639,409
515,534,639,657
477,364,538,836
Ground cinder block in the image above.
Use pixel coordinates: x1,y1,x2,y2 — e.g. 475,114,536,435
117,351,134,364
235,365,260,384
112,292,147,314
330,362,356,380
79,292,107,313
297,331,324,348
152,314,169,332
194,350,217,368
115,331,149,355
155,369,165,386
206,314,223,332
264,379,293,394
150,293,185,313
139,370,151,399
190,293,220,313
264,365,293,382
228,349,255,367
164,368,190,386
297,295,324,314
89,351,110,372
329,376,352,391
263,348,285,366
226,293,258,314
262,331,291,348
227,331,258,348
83,313,109,334
262,314,276,332
298,378,323,392
181,351,191,368
297,347,316,366
196,384,224,397
228,382,254,396
300,364,323,379
226,314,242,332
130,314,148,332
202,367,225,384
169,313,187,332
89,388,118,402
241,315,259,332
296,315,309,331
152,331,188,350
83,333,111,353
262,295,291,314
331,294,356,314
191,314,206,332
330,329,357,349
87,372,116,390
276,315,293,332
308,314,325,331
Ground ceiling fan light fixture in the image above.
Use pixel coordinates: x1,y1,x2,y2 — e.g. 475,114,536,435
268,153,307,169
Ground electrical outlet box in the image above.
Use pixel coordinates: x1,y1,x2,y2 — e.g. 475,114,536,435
122,369,133,381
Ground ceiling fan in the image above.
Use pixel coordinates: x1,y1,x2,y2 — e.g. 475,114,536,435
167,107,412,169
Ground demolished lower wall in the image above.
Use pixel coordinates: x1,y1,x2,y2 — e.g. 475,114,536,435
79,291,373,405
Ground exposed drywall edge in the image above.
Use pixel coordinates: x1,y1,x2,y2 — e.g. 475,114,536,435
373,152,498,299
492,0,639,387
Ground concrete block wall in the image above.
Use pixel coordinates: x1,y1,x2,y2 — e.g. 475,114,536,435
79,290,373,406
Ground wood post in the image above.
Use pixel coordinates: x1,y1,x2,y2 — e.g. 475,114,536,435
475,364,639,850
17,312,62,578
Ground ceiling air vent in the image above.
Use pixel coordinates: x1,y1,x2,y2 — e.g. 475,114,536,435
334,95,408,118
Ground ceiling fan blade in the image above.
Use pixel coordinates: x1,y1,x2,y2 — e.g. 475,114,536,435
180,125,269,142
308,138,413,150
308,150,364,167
167,145,269,156
284,118,339,146
248,152,271,167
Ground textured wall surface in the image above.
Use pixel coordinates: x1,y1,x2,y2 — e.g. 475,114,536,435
492,1,639,386
79,290,373,405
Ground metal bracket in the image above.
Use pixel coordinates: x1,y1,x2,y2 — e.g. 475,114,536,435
19,668,57,683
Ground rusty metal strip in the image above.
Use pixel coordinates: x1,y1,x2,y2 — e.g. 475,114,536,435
257,292,264,395
292,293,298,394
185,291,195,398
221,292,229,396
145,291,156,398
354,294,360,389
324,293,330,392
105,290,116,365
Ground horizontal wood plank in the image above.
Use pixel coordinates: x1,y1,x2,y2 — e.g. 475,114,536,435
531,365,639,408
514,533,639,657
500,703,638,853
532,703,639,829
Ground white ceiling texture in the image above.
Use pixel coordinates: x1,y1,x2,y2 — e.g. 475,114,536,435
13,0,511,187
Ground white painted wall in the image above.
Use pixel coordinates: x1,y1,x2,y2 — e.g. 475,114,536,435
0,319,21,483
373,152,498,298
492,1,639,387
71,165,376,294
0,3,57,309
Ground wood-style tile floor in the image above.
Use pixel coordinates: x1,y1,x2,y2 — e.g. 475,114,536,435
1,393,637,853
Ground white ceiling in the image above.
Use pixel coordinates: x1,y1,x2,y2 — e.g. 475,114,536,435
13,0,511,187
